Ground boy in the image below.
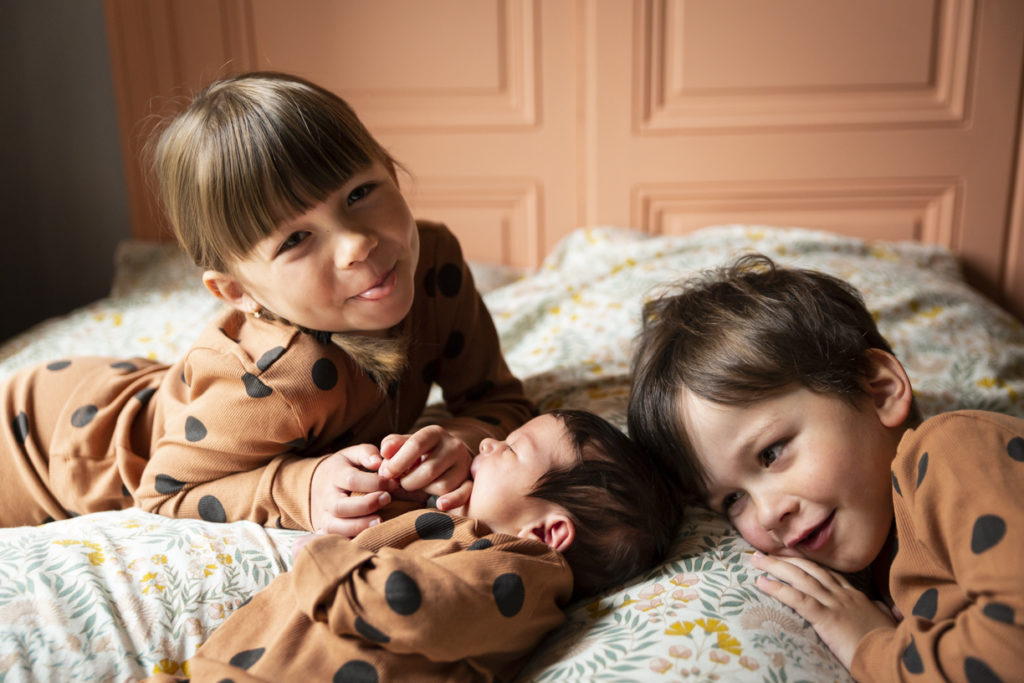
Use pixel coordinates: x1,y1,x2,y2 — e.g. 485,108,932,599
147,409,680,682
628,254,1023,682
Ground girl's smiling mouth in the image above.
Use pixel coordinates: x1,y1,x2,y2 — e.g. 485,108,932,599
352,267,397,301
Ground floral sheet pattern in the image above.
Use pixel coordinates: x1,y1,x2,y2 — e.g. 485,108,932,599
1,225,1023,682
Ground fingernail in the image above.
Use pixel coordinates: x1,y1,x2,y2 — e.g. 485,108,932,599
369,517,381,528
378,492,391,507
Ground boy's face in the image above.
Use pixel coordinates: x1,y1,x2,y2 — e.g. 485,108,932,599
463,414,576,536
679,384,900,573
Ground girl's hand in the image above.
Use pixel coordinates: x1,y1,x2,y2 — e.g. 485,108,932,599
378,425,473,512
309,443,397,537
751,552,896,669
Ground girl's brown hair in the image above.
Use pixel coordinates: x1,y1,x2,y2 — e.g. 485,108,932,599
152,71,398,272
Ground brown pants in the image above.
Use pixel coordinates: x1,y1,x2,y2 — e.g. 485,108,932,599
0,356,163,526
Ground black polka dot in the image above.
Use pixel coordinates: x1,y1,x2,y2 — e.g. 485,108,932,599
242,373,272,398
466,380,494,401
423,267,436,296
964,657,1002,683
333,660,378,683
257,346,286,371
110,361,138,372
421,360,439,385
198,495,226,523
443,331,465,359
134,387,156,406
1007,437,1024,462
916,452,928,488
468,538,493,551
982,602,1014,624
971,515,1006,554
492,573,525,617
902,638,924,674
437,263,462,297
12,411,29,444
228,647,264,669
71,405,98,428
354,616,390,643
46,360,71,371
154,474,186,494
312,358,338,391
911,588,938,620
415,512,455,539
891,471,902,496
384,570,422,615
476,415,501,426
185,416,207,442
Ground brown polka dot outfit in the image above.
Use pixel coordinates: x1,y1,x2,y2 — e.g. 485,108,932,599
144,508,572,683
0,222,534,528
852,410,1024,682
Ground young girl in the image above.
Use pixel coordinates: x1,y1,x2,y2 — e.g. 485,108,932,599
628,255,1023,681
0,71,534,536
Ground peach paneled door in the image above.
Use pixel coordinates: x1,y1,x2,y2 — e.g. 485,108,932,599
105,0,1024,318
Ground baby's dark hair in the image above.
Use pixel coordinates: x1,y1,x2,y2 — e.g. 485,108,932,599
529,409,681,600
627,253,920,499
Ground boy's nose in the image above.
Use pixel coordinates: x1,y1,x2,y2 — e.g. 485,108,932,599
756,492,797,535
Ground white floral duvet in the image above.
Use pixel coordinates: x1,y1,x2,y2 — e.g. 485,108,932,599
2,225,1023,682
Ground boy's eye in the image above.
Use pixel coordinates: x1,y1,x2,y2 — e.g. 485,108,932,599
722,491,743,512
347,183,376,206
276,230,310,255
759,442,784,467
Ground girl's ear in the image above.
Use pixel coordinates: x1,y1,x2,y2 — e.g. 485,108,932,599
202,270,260,315
518,512,575,553
861,349,914,428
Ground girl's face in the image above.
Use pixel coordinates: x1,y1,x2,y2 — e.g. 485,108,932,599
678,382,904,573
208,161,419,335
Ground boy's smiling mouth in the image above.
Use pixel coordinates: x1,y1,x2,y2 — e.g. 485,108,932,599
789,510,836,552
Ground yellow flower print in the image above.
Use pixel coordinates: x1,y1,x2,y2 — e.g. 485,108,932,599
665,621,695,636
716,630,742,655
151,554,168,565
153,659,180,675
141,571,166,594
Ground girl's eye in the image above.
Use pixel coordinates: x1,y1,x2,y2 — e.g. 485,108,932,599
276,231,309,255
347,183,376,206
759,442,784,467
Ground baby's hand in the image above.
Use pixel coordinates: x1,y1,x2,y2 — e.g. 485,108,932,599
310,443,398,537
751,552,896,669
379,425,472,512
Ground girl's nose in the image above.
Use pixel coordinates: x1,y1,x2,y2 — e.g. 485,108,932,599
756,491,797,535
334,230,378,268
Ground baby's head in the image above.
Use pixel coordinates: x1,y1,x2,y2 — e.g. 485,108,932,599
153,70,399,273
465,410,680,600
628,254,918,572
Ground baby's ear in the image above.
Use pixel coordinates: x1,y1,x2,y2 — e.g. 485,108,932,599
518,512,575,553
862,348,913,428
202,270,260,315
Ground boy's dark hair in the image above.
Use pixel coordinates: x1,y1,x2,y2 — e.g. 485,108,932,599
627,253,920,499
529,409,681,600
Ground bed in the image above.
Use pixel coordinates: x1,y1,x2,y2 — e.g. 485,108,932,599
2,224,1023,682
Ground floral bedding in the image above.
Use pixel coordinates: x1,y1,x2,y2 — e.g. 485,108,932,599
1,225,1022,682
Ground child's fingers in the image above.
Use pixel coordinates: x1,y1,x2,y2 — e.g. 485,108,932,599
318,513,383,538
751,552,850,593
379,428,440,478
435,479,473,513
336,443,384,471
378,434,407,461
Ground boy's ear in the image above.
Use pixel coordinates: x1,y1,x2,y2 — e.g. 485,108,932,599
862,348,914,428
202,270,260,315
518,512,575,553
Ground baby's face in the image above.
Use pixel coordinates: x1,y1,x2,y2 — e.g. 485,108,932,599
678,384,898,573
462,414,576,535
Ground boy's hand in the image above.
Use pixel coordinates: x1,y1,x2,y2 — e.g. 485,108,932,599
310,443,397,537
751,552,896,669
379,425,472,512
